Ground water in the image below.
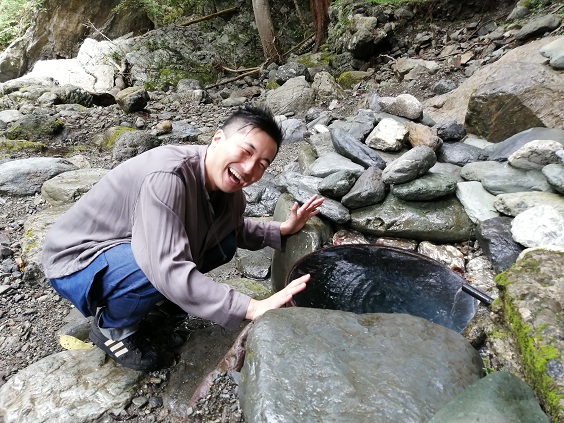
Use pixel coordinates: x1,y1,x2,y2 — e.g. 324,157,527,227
287,245,477,332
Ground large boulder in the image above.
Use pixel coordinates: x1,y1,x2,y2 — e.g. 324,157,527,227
424,36,564,142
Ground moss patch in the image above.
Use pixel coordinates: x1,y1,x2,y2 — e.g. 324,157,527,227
496,270,563,420
0,139,46,153
99,126,136,150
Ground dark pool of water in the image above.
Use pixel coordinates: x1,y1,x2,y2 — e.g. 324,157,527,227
286,245,477,332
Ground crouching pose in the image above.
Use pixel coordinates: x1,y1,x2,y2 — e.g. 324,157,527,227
43,105,323,371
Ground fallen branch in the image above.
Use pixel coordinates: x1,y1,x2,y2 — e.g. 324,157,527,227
205,68,262,89
178,6,238,27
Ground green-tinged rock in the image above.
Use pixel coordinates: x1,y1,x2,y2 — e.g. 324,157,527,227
224,278,271,300
271,193,333,293
94,126,136,150
428,371,550,423
0,138,46,153
495,248,564,422
351,193,474,242
336,70,371,89
5,115,64,140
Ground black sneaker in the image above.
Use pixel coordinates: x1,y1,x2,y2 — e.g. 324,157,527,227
89,322,160,371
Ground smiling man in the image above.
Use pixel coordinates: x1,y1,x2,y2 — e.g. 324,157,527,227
42,105,323,371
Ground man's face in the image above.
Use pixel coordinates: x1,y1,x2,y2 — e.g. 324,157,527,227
204,125,278,193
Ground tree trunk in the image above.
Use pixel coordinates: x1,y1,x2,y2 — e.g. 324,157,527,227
310,0,330,53
252,0,283,64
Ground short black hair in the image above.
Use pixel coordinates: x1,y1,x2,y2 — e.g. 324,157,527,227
221,104,283,152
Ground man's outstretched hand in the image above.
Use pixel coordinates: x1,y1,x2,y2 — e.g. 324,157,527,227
279,195,324,236
245,274,310,321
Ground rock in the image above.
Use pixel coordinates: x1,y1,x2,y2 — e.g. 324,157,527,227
0,157,77,196
539,35,564,70
459,161,506,181
391,173,457,201
112,131,160,163
494,191,564,216
287,183,350,225
378,93,423,120
272,62,310,85
507,139,563,170
280,118,306,144
341,166,387,209
271,193,333,293
476,217,524,274
330,127,386,170
405,121,443,150
428,371,550,423
328,109,376,144
0,348,143,423
437,142,483,166
5,114,64,141
511,205,564,248
515,14,562,42
350,194,474,243
235,248,273,280
481,166,554,195
41,168,109,206
418,241,464,270
435,120,466,141
455,181,499,223
305,152,365,178
240,309,483,423
312,71,345,100
542,164,564,194
381,146,437,184
365,117,408,151
115,87,150,113
497,248,564,422
318,170,358,199
484,127,564,162
265,76,315,117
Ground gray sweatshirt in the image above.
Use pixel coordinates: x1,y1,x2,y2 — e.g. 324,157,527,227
42,144,282,330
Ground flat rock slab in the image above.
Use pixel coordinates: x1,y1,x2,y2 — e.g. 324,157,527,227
240,309,483,423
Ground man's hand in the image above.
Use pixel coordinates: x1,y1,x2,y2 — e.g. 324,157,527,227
245,274,310,321
279,195,324,236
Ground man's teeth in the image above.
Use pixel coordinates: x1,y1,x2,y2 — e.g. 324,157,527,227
229,167,242,182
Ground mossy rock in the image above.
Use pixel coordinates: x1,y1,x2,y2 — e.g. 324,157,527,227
95,126,136,150
5,115,64,141
223,277,271,301
495,248,564,421
0,138,46,153
336,71,371,89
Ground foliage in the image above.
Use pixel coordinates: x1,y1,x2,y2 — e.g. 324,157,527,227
0,0,43,50
114,0,217,27
331,0,428,5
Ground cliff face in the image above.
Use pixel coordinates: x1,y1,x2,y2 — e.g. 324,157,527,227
0,0,153,82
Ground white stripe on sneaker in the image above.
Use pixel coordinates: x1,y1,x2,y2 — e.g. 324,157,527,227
109,342,125,352
114,347,129,357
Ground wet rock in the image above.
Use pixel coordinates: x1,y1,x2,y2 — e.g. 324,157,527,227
381,146,436,184
455,181,499,223
241,309,483,423
392,173,456,201
330,127,386,170
476,217,524,274
341,166,387,209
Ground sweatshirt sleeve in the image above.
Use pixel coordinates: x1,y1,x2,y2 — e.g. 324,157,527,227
130,172,250,330
237,217,283,251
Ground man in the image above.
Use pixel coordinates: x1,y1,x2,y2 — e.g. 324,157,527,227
42,105,323,371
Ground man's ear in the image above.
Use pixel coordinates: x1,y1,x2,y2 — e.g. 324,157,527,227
211,129,224,145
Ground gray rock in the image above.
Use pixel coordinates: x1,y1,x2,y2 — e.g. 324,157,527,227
485,127,564,162
429,162,463,182
280,118,307,144
328,109,376,144
240,309,483,423
265,76,315,117
159,120,201,144
378,93,423,120
432,79,457,94
418,241,464,270
481,166,554,195
350,194,474,242
0,348,143,423
460,161,506,182
494,191,564,216
287,183,350,225
428,371,550,423
508,139,563,170
312,71,345,100
476,217,524,274
318,170,357,199
41,168,109,206
511,205,564,248
272,171,321,193
330,127,386,170
0,157,77,196
5,113,64,141
540,35,564,70
455,181,499,223
515,14,562,42
112,131,160,163
243,176,283,217
236,248,273,280
308,130,334,157
271,193,333,293
392,173,457,201
342,166,387,209
272,62,310,85
221,97,246,107
435,120,466,141
381,146,437,184
115,87,150,113
305,152,364,179
542,163,564,194
437,142,483,167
